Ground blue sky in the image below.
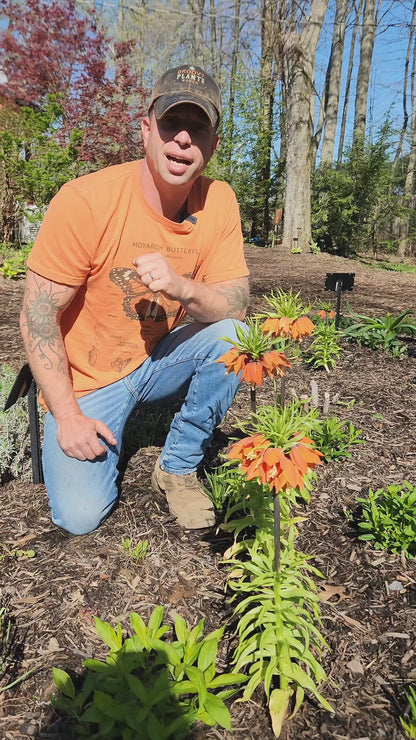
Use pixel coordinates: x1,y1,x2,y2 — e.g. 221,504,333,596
316,0,411,151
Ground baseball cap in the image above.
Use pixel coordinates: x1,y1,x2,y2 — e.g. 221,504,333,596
149,65,221,128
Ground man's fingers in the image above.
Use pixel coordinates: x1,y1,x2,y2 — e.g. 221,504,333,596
95,420,117,447
58,418,117,460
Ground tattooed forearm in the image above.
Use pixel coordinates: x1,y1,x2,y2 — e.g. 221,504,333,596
20,273,76,373
212,278,249,319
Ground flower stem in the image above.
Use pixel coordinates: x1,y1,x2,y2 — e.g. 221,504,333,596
274,494,281,572
280,376,286,408
250,386,257,413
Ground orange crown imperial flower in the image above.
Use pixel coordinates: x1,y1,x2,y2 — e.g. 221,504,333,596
217,348,292,388
228,433,324,493
317,309,335,320
261,315,315,340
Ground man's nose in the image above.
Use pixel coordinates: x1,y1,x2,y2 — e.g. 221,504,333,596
174,128,192,146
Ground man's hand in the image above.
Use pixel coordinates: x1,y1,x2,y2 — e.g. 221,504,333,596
56,412,117,461
133,253,185,300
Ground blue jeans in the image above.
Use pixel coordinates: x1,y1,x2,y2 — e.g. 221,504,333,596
42,319,244,535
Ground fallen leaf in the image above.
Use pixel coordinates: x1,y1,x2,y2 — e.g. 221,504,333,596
47,637,60,652
319,583,349,603
170,581,194,604
346,658,365,675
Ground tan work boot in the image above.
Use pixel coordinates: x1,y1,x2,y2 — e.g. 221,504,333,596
151,457,215,529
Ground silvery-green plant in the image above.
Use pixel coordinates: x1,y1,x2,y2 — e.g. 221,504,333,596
0,365,36,482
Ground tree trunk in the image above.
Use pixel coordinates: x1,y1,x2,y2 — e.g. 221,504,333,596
282,0,329,251
319,0,350,163
189,0,205,64
353,0,380,143
222,0,241,177
398,24,416,258
209,0,220,82
337,0,364,163
393,0,416,168
251,0,278,241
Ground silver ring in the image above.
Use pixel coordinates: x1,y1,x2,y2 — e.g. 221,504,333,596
149,271,155,281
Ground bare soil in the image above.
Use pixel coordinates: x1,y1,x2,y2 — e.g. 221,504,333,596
1,246,416,740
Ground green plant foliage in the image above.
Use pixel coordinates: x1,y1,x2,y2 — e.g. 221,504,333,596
240,398,322,450
204,465,242,510
52,607,247,738
223,317,276,358
355,482,416,558
401,685,416,738
224,525,333,736
0,365,36,482
0,96,82,212
0,546,35,562
0,243,32,279
342,307,416,357
312,123,397,256
307,320,342,372
261,288,312,319
122,406,176,453
310,416,365,461
358,258,416,274
121,537,149,562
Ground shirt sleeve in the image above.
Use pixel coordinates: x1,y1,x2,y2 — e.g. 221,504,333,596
27,182,95,285
199,182,249,284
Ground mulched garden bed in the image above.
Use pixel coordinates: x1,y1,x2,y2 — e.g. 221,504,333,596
1,246,416,739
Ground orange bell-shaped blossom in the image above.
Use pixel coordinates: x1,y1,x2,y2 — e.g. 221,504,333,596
228,433,324,493
289,435,324,475
261,315,315,340
217,348,292,388
317,309,336,320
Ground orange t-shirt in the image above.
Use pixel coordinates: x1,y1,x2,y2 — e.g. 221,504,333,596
27,159,249,398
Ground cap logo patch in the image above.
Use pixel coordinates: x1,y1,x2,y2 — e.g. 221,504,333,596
176,68,205,86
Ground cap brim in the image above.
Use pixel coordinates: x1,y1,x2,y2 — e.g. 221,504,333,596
153,93,219,128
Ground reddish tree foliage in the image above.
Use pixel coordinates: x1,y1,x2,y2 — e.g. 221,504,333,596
0,0,147,167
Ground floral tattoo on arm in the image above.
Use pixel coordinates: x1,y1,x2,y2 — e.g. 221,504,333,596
22,278,73,372
214,278,249,318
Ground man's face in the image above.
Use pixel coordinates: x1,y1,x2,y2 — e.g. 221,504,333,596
141,103,219,190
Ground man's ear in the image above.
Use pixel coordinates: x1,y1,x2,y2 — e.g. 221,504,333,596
141,116,151,147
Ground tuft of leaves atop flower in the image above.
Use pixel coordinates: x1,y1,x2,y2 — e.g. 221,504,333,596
217,319,292,388
261,288,312,319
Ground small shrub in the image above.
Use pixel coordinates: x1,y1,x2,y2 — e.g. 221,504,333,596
0,243,32,279
342,307,416,358
52,606,247,738
355,482,416,558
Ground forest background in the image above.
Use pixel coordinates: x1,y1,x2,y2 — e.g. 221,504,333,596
1,0,416,259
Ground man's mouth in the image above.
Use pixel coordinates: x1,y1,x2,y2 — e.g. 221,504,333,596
167,155,191,165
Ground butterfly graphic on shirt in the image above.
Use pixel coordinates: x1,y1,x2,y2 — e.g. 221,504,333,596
109,267,181,322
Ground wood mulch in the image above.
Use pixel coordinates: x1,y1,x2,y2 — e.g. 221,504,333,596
0,246,416,739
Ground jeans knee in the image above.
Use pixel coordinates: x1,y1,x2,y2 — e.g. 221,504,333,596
50,504,113,536
48,485,118,535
